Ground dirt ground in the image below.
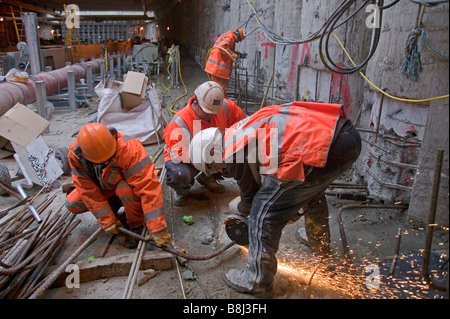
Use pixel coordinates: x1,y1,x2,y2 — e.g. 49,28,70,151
0,56,448,301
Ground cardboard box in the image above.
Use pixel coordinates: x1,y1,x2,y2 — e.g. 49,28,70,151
0,136,14,159
121,71,148,110
0,103,50,149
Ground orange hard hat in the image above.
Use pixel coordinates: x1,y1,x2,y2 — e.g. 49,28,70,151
236,29,246,41
77,123,117,163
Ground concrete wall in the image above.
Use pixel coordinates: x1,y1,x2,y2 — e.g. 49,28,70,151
156,0,449,226
356,1,449,226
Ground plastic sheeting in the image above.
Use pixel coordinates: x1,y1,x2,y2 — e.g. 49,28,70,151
95,82,164,145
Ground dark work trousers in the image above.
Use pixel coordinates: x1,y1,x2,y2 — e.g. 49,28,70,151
165,160,223,195
165,160,199,196
227,120,361,291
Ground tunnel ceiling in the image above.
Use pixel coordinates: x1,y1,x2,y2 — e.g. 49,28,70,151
5,0,177,14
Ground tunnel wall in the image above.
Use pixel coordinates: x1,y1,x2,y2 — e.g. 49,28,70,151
158,0,449,226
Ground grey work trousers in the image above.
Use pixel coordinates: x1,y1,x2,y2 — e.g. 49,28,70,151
228,119,361,291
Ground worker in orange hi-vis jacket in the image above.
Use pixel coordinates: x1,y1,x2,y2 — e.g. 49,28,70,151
189,101,362,295
205,29,246,96
65,123,171,247
163,81,246,206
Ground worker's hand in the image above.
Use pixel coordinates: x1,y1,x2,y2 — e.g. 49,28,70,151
104,220,124,236
150,228,172,247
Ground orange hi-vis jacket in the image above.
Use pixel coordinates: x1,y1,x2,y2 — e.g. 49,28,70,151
164,96,246,163
223,101,345,182
205,30,238,80
68,132,167,233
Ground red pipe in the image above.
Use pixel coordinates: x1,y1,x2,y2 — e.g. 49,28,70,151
0,59,102,115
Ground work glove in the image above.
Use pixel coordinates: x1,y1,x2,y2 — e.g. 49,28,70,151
149,228,172,247
104,220,124,236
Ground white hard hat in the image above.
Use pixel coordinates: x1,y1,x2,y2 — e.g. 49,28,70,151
189,128,223,175
194,81,224,114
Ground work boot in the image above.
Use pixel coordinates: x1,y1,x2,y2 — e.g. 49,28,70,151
223,269,273,297
296,227,312,249
229,196,251,216
173,192,189,207
196,173,225,194
296,227,330,259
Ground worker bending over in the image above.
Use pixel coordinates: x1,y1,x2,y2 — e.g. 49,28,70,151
65,123,171,247
163,81,246,206
205,29,246,96
189,101,361,295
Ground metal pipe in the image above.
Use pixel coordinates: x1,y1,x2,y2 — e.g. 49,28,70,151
0,59,102,115
35,81,47,119
28,227,102,299
118,227,236,261
422,149,446,292
86,65,94,96
365,163,413,191
21,12,42,75
336,203,408,264
15,184,42,224
122,227,147,299
67,71,76,112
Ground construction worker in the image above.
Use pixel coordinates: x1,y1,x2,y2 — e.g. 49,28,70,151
163,81,246,206
189,101,362,295
65,123,171,247
205,29,246,96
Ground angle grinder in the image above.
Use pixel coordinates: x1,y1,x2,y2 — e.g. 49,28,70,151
223,214,249,246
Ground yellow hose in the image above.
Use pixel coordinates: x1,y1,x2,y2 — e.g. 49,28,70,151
332,32,448,103
205,46,238,80
169,49,188,115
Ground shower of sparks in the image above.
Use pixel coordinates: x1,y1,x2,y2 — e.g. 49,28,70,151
235,245,448,299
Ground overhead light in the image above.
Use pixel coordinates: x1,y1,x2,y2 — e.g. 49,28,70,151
167,26,170,31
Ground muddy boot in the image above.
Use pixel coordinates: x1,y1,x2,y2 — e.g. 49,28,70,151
223,269,273,297
296,227,312,250
173,191,189,207
228,196,251,216
196,172,225,194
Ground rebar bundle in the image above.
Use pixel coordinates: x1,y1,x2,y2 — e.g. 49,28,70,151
0,185,81,299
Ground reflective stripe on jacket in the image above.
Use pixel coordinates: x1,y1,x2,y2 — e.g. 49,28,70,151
223,102,344,181
163,96,246,163
68,132,167,233
204,30,237,80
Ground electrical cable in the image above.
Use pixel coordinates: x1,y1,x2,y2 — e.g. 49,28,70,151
244,0,448,102
245,0,379,46
169,48,188,115
410,0,449,6
320,0,379,74
332,32,449,102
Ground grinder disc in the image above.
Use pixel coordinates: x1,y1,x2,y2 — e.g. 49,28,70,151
223,214,249,246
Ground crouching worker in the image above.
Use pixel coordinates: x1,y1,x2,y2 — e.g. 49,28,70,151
65,123,171,247
163,81,246,206
189,101,362,295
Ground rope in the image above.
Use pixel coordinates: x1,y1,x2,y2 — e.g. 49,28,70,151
398,4,426,81
398,28,423,82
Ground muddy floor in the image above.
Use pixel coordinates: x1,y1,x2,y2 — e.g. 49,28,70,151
0,56,448,302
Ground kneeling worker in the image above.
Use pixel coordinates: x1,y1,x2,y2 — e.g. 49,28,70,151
189,101,361,295
65,123,171,247
163,81,246,206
